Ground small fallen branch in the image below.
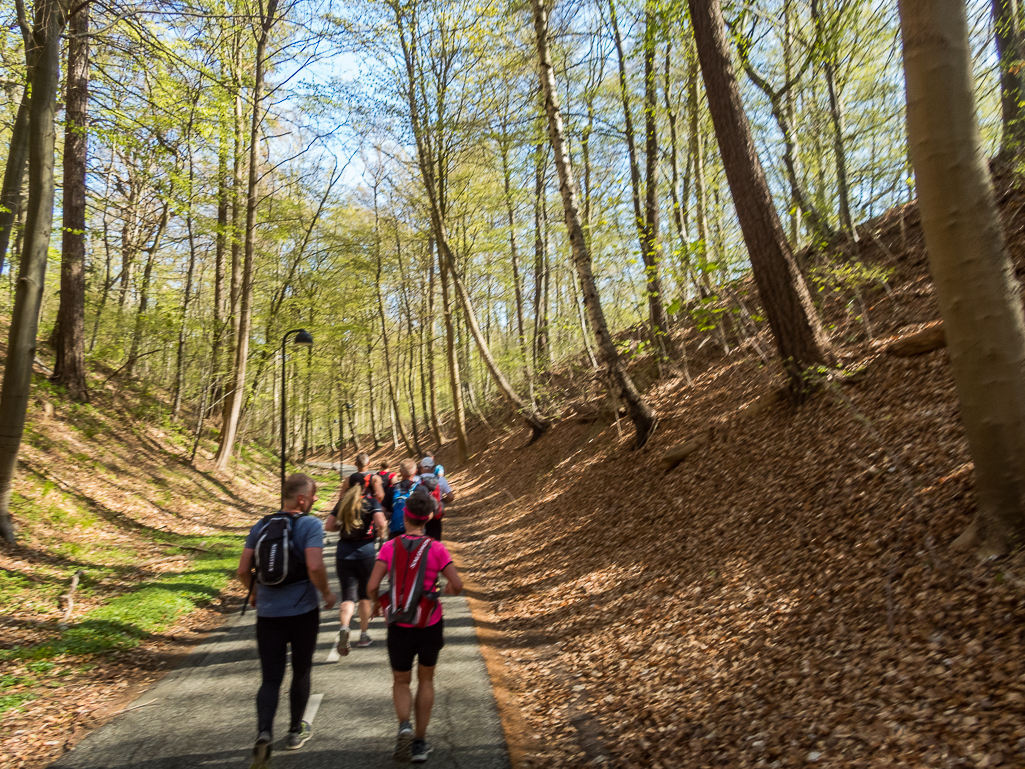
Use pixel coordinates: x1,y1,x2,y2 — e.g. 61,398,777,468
58,570,85,628
155,542,210,553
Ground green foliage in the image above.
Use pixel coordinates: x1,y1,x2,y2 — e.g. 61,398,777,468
808,259,893,297
0,537,238,662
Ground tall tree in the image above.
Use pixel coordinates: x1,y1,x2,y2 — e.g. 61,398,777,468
0,0,69,543
689,0,832,393
215,0,280,471
51,0,89,401
391,0,551,441
0,5,34,278
991,0,1025,163
900,0,1025,556
531,0,657,448
608,0,673,360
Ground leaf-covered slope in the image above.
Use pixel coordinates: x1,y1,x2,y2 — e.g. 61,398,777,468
442,191,1025,768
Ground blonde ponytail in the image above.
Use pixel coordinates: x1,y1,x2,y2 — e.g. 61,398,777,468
338,485,363,534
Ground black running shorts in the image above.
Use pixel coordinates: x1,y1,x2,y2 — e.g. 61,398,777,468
387,619,445,672
336,556,375,603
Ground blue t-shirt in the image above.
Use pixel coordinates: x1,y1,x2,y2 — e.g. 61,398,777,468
244,513,324,618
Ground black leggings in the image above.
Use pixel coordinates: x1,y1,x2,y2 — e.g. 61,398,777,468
255,607,319,735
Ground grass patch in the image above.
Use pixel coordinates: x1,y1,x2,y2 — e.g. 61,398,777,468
1,536,239,661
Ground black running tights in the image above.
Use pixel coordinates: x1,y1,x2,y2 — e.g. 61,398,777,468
255,607,320,734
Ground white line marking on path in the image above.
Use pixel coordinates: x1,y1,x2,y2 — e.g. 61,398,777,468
326,646,340,663
303,693,324,724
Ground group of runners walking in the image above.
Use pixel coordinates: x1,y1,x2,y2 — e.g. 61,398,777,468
235,453,460,767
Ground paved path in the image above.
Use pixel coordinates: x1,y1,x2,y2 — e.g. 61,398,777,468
304,462,357,479
52,533,509,769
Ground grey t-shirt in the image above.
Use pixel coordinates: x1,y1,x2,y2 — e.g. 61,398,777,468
244,513,324,618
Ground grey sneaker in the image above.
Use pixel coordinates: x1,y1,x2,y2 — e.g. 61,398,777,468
411,738,432,763
250,731,272,769
393,720,413,761
357,631,373,648
286,720,312,750
336,627,350,657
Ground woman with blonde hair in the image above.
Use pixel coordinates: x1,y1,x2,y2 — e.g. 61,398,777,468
325,473,387,654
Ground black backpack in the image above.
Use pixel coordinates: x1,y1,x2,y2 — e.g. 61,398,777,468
253,513,308,586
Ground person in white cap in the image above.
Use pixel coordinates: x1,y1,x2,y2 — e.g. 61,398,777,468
417,456,454,541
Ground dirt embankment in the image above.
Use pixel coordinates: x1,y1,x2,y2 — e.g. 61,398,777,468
440,193,1025,768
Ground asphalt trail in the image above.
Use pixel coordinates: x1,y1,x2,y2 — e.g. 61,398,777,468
51,533,509,769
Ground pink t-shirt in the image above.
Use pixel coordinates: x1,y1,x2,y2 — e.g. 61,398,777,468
378,536,452,627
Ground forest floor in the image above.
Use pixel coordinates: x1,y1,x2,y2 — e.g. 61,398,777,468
0,370,343,769
434,180,1025,768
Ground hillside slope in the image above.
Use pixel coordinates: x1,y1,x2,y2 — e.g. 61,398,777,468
441,191,1025,768
0,374,308,769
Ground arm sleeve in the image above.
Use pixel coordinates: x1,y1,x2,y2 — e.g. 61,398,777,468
437,478,452,495
243,523,260,549
299,516,324,549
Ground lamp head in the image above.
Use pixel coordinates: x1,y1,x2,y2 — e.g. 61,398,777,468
293,329,313,346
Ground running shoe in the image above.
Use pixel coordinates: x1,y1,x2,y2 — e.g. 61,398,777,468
249,731,272,769
285,721,312,750
393,720,414,761
336,627,351,657
357,631,373,647
411,738,433,763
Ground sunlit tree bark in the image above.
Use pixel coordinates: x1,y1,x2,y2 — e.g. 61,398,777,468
900,0,1025,556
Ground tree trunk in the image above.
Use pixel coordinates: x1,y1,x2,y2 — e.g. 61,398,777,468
439,233,551,438
783,0,803,245
221,41,245,434
531,0,657,448
689,0,832,391
609,0,672,358
811,0,854,237
900,0,1025,556
0,0,68,543
532,141,550,372
211,93,230,420
500,135,534,396
992,0,1025,162
366,337,380,450
125,200,169,378
736,26,834,245
425,238,446,446
0,76,31,277
173,189,198,418
51,0,89,402
374,197,415,458
688,45,712,292
214,0,278,471
438,243,468,461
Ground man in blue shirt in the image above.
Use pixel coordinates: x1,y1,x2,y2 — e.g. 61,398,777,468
418,456,454,541
237,474,336,768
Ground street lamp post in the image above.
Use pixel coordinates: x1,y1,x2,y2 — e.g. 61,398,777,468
280,328,313,496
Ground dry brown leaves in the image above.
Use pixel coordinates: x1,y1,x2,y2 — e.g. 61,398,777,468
442,190,1025,768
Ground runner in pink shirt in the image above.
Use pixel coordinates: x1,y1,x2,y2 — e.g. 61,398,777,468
368,491,462,764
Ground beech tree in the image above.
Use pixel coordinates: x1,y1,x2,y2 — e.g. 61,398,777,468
50,0,89,401
689,0,832,392
0,0,68,543
531,0,657,448
900,0,1025,556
